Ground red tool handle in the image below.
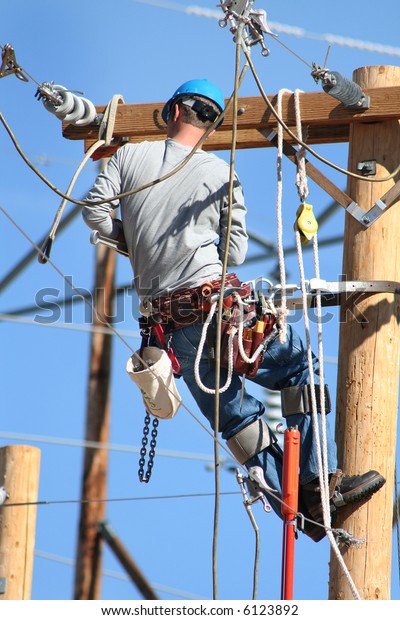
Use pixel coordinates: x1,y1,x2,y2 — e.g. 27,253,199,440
281,427,300,601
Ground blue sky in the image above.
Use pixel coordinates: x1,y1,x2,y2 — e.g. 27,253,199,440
1,0,400,603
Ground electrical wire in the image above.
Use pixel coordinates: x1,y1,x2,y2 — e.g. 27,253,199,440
241,46,400,184
210,39,248,602
35,549,204,600
0,473,344,546
0,87,229,210
131,2,400,58
1,490,241,509
0,430,228,462
0,313,140,338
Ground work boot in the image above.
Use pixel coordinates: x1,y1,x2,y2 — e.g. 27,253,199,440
299,469,386,543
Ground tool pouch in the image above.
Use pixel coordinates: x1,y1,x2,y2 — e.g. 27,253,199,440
126,347,182,419
220,303,276,378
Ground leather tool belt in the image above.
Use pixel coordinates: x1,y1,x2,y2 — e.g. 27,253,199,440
140,273,277,379
145,273,251,328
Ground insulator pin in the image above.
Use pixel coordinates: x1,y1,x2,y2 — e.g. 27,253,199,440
322,71,370,109
37,83,97,126
311,65,370,110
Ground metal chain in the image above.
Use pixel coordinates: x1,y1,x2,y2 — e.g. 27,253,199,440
138,411,159,483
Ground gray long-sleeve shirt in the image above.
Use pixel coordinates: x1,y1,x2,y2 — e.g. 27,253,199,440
82,139,248,302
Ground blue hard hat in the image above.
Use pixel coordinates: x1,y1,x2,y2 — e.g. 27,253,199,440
161,79,225,124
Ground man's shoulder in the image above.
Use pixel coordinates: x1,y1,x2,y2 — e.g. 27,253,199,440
119,140,165,158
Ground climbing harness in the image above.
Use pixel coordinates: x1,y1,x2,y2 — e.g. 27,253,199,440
135,272,278,398
188,276,278,394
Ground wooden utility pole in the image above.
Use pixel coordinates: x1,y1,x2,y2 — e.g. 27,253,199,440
0,445,40,600
330,65,400,600
98,521,159,600
74,238,116,599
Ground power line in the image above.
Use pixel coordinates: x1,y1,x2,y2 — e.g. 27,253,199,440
2,490,240,509
34,550,205,599
0,430,229,462
132,0,400,57
0,313,140,338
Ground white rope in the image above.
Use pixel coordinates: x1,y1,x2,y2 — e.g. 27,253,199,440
233,294,265,365
295,231,361,600
291,93,362,599
193,302,235,394
275,89,292,343
293,90,309,204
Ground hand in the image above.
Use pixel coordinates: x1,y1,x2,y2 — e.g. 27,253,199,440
113,218,127,244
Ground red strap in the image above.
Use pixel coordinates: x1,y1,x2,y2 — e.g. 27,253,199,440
152,324,181,375
153,324,165,347
91,144,121,161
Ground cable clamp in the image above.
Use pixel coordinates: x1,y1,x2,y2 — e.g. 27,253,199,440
236,469,272,513
0,43,28,82
218,2,276,56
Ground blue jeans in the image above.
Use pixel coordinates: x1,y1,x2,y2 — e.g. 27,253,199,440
171,322,337,515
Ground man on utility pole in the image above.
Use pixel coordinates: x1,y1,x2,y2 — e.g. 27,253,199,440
80,78,385,544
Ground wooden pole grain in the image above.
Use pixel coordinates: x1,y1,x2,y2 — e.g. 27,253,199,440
74,237,116,600
329,65,400,600
0,445,40,600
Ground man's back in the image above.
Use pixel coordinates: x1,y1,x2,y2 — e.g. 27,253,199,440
83,139,247,301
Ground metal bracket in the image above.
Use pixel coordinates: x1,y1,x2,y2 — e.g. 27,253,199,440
353,199,388,228
272,279,400,310
265,130,400,231
357,160,376,177
0,43,28,82
218,1,275,56
307,278,400,295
